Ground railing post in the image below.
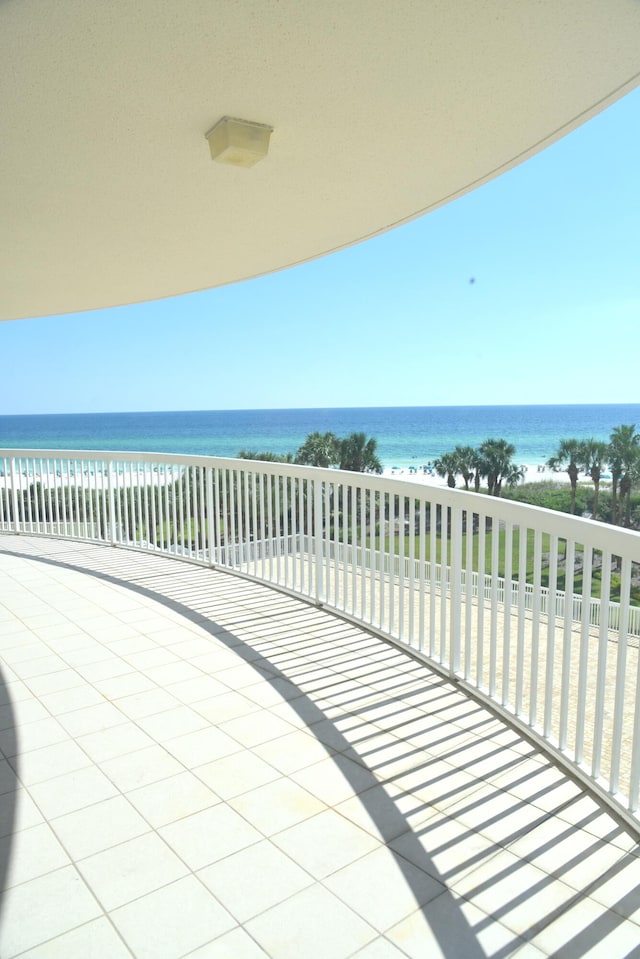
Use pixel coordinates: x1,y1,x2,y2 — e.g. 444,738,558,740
206,466,215,567
314,477,324,604
107,460,117,545
10,459,20,534
450,505,463,675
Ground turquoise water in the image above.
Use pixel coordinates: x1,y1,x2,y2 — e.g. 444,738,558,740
1,405,639,469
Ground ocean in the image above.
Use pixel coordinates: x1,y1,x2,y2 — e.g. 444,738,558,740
1,405,639,470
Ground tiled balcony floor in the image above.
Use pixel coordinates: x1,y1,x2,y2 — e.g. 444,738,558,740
1,535,640,958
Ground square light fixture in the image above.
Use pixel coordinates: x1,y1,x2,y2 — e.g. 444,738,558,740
205,116,273,168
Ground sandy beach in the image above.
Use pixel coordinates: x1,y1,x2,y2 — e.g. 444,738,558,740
382,462,578,489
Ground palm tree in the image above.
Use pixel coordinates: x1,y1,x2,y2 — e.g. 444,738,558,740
453,445,478,491
295,431,339,468
478,438,517,497
580,438,608,521
547,438,582,514
338,432,382,474
504,462,526,489
609,424,640,527
433,452,459,488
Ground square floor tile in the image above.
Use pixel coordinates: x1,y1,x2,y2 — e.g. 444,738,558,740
526,892,640,958
325,846,445,931
181,926,270,958
507,813,628,891
219,710,296,748
15,916,133,959
50,794,150,860
245,884,376,959
138,705,209,742
273,808,379,879
38,684,106,717
25,669,84,696
76,831,189,910
0,758,19,794
386,891,526,959
290,754,376,806
193,690,261,724
57,701,127,737
143,660,203,686
0,696,48,729
346,941,408,958
0,716,68,756
0,822,70,889
450,846,580,939
10,738,91,786
114,687,181,720
93,670,155,699
253,729,332,775
165,675,230,705
4,656,64,681
164,726,241,768
159,803,262,869
195,750,281,800
334,783,413,843
0,865,101,957
101,743,184,791
123,647,181,671
389,810,498,883
0,787,44,837
198,838,313,922
127,770,219,827
77,658,137,682
111,874,236,959
29,764,118,819
228,777,326,835
76,721,154,763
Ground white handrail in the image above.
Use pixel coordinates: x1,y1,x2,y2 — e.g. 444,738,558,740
2,449,640,832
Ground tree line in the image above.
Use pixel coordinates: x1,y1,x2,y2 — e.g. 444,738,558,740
239,431,383,474
434,424,640,527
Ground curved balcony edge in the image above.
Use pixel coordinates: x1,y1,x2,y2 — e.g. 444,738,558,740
2,448,640,837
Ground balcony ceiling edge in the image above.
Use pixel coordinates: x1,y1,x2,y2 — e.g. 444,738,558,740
2,0,640,321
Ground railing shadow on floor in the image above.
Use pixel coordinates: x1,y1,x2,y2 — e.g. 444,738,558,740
1,541,491,956
0,662,18,926
2,537,640,954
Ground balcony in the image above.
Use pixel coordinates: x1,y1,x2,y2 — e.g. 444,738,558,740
2,451,640,957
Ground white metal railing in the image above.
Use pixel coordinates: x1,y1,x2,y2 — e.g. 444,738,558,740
324,542,640,639
2,449,640,832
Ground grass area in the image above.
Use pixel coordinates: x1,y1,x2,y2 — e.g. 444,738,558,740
369,529,638,605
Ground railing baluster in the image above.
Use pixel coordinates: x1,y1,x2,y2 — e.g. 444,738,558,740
592,550,611,779
529,530,543,729
516,525,528,717
611,557,632,794
418,500,426,653
313,477,323,603
489,516,500,696
543,534,558,739
476,514,486,687
575,545,593,766
429,501,437,659
559,539,575,750
502,521,513,707
450,505,463,675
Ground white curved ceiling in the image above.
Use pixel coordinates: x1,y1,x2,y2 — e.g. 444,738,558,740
2,0,639,321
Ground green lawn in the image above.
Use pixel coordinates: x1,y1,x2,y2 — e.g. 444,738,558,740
367,529,638,605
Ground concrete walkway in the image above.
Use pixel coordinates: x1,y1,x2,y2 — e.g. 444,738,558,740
1,535,640,958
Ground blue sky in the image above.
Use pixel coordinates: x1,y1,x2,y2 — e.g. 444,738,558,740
3,87,639,415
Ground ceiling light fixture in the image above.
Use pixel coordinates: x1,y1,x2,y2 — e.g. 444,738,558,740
205,116,273,168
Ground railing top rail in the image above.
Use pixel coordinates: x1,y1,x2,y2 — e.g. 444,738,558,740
2,448,640,561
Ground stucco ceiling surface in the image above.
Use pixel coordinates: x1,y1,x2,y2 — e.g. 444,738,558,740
2,0,640,320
